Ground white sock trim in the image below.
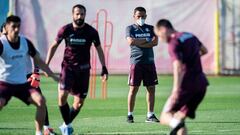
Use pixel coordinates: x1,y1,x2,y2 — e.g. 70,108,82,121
62,122,72,128
147,112,154,117
128,112,133,116
35,131,42,135
169,118,181,128
43,125,49,130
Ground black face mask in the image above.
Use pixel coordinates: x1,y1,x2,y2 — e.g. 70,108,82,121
75,18,84,26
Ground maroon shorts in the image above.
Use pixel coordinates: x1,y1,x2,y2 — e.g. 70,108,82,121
59,66,90,99
0,81,39,106
163,85,207,119
128,64,158,86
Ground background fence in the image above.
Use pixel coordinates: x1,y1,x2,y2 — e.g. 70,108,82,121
219,0,240,75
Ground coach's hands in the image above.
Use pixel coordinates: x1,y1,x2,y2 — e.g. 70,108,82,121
101,66,108,81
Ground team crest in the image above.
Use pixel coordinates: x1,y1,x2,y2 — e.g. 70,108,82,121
145,28,150,32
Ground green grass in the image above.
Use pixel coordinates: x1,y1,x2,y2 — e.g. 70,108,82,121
0,76,240,135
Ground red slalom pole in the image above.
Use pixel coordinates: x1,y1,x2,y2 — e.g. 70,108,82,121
91,9,113,99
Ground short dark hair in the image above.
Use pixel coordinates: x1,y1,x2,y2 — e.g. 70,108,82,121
0,22,5,32
134,7,146,14
72,4,86,13
6,15,21,24
156,19,174,29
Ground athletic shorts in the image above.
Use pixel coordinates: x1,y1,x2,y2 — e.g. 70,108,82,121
59,65,90,99
162,84,207,119
0,81,39,106
128,64,158,86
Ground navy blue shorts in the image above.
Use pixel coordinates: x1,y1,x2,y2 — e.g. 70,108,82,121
128,64,158,86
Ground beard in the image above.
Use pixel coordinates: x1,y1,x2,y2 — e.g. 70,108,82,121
74,18,85,26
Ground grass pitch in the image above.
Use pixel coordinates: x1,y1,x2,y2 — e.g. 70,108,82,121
0,75,239,135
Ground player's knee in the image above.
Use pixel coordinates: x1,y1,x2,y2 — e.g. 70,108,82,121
59,98,67,106
147,86,155,93
73,99,84,110
73,103,83,110
58,94,68,106
36,96,46,108
129,86,139,95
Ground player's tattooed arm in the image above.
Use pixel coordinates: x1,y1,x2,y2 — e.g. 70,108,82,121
33,52,59,82
172,60,185,93
45,41,60,65
199,44,208,56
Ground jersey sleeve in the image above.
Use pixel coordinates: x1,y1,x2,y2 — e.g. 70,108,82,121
26,39,37,57
55,25,66,44
92,30,101,47
126,26,133,38
168,40,183,62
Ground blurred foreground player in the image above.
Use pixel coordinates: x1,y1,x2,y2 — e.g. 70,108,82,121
46,4,108,135
155,19,209,135
0,15,58,135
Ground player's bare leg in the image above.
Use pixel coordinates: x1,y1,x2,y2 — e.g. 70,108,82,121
29,92,46,134
145,86,159,122
72,96,84,111
146,86,155,112
0,98,6,110
128,86,139,113
128,86,139,112
127,86,139,123
58,89,69,106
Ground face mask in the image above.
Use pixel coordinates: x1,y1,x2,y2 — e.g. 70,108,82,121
75,18,85,26
136,18,145,26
